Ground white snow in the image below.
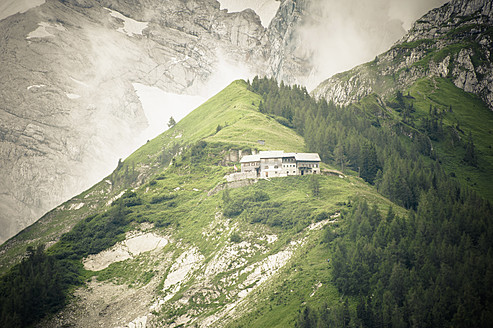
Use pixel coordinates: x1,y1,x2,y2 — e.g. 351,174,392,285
70,77,90,88
218,0,280,28
83,232,169,271
66,93,81,99
105,8,148,36
26,22,65,39
132,83,205,142
0,0,45,21
125,233,168,255
27,84,45,90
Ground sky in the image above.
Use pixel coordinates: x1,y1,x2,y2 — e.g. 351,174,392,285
217,0,449,89
1,0,449,88
0,0,450,141
298,0,450,88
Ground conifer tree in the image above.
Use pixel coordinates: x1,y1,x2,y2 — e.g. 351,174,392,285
167,116,176,128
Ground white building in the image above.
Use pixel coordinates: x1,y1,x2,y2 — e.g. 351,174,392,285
240,151,321,178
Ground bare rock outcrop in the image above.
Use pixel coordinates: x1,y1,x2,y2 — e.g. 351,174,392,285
0,0,312,244
313,0,493,110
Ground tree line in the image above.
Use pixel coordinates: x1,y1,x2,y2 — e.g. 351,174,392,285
248,76,492,327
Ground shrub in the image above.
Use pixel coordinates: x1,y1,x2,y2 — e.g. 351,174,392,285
314,211,329,222
150,194,176,204
230,233,242,243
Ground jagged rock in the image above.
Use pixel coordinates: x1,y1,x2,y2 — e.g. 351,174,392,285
313,0,493,110
267,0,310,85
0,0,312,244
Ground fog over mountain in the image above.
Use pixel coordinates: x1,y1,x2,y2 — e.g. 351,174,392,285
0,0,448,244
293,0,450,89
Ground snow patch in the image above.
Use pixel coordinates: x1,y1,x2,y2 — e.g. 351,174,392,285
70,77,90,88
27,84,45,90
27,22,65,39
83,232,169,271
218,0,280,28
0,0,45,21
126,233,168,255
66,93,81,99
106,8,148,36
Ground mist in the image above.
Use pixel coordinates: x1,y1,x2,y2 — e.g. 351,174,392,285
298,0,449,89
217,0,281,27
0,0,45,21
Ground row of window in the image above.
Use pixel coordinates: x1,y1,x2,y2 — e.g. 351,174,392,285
244,162,260,166
244,162,319,168
300,163,318,168
265,171,298,176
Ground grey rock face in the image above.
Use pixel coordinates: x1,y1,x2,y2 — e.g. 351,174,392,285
0,0,311,244
267,0,311,85
313,0,493,110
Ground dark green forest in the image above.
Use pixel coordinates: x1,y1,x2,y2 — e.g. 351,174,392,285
0,192,138,327
1,76,491,327
248,77,493,327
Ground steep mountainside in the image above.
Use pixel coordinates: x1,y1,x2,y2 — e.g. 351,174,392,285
1,77,492,327
313,0,493,110
0,0,311,244
0,80,401,327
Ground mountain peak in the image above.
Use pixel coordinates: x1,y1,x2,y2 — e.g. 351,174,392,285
399,0,493,44
313,0,493,110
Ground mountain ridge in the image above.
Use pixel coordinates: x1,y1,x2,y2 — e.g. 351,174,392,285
0,0,313,244
0,80,404,327
313,0,493,110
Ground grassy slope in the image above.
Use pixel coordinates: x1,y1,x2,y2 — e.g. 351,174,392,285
407,77,493,200
353,76,493,202
0,79,409,327
127,80,305,167
0,80,299,272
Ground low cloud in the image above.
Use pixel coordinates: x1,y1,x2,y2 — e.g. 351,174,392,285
297,0,449,89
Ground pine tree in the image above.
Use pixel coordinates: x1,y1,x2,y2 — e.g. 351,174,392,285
167,116,176,128
463,132,478,167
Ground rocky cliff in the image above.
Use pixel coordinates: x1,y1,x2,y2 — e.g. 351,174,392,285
313,0,493,109
0,0,310,244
